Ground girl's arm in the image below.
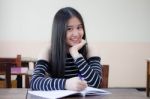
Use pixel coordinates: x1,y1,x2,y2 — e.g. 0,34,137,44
70,41,102,87
74,56,102,88
30,60,66,91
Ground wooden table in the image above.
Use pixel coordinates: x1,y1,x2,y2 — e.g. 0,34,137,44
0,88,27,99
0,88,148,99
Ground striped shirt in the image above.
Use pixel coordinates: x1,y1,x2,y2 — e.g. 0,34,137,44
30,54,102,91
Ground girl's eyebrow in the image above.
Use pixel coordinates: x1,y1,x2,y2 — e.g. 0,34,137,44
67,25,73,27
67,24,83,27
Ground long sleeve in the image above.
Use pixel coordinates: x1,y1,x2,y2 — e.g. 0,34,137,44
74,56,102,88
30,60,66,91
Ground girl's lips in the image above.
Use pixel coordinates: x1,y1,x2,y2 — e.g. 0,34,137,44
71,38,82,43
70,38,79,42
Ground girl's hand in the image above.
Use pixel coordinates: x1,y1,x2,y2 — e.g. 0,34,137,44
69,39,86,59
65,77,87,91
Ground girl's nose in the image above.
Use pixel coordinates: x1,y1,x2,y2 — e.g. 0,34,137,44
72,29,79,36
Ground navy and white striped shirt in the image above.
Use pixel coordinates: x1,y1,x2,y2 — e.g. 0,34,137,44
30,54,102,91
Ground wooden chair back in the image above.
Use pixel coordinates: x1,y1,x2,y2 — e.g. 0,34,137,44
146,59,150,97
0,55,21,88
99,65,109,88
0,63,11,88
0,55,21,67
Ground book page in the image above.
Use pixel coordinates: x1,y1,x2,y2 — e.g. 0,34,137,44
28,90,79,99
28,87,110,99
81,87,111,96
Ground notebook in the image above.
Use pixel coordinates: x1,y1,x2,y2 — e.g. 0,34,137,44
28,87,111,99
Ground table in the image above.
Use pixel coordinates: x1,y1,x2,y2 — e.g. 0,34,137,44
0,88,27,99
0,88,149,99
11,67,29,88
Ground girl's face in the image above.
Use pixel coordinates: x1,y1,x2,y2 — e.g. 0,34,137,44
66,17,84,47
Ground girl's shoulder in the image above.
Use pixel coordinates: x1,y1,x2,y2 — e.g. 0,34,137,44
37,43,51,62
87,43,101,58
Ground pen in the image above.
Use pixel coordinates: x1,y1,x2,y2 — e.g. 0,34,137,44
78,73,84,80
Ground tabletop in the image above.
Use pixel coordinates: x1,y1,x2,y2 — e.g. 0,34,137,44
0,88,148,99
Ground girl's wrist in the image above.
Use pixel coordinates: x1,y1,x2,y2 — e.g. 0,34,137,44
69,49,82,60
72,53,82,60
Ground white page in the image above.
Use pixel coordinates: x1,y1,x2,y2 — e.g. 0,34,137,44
28,90,78,99
81,87,111,96
28,87,111,99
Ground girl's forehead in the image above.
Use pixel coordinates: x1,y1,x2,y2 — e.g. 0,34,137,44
67,17,81,26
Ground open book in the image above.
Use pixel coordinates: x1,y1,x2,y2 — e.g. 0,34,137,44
28,87,111,99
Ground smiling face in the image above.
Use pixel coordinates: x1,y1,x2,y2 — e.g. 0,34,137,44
66,17,84,47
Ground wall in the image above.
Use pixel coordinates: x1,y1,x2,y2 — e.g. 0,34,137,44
0,0,150,87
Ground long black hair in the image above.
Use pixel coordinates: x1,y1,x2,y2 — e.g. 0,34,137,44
49,7,88,78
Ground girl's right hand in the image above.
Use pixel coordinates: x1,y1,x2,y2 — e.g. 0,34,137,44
65,77,87,91
69,39,86,59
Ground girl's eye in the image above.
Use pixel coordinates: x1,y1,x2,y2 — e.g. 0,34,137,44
77,25,83,30
67,27,73,31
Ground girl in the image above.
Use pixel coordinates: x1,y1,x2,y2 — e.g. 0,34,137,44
30,7,102,91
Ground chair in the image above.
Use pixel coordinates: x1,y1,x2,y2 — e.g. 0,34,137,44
0,63,11,88
99,65,109,88
146,59,150,97
21,60,36,88
0,55,21,88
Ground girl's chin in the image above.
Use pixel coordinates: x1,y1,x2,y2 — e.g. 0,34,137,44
67,43,78,47
71,42,80,46
67,40,81,47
